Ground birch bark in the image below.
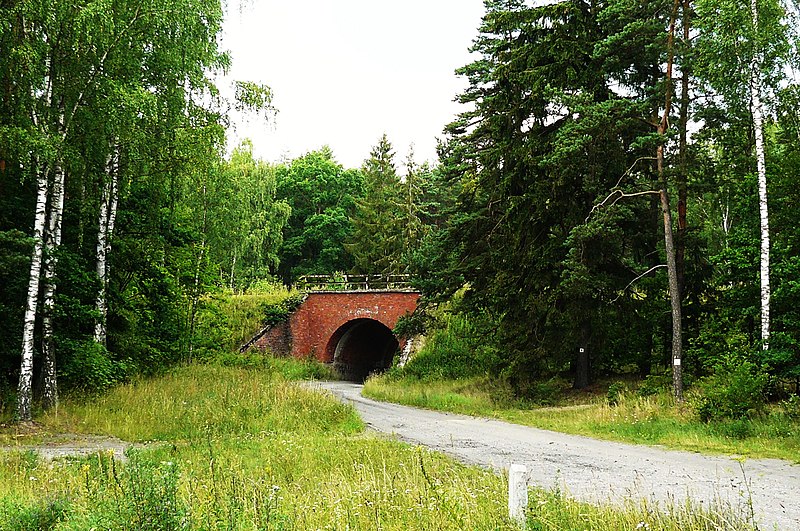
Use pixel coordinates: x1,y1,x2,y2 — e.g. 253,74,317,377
18,42,54,421
750,0,771,350
95,147,120,345
18,164,50,421
41,157,65,411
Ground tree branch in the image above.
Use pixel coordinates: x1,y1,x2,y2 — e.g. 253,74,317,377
611,265,667,303
586,189,660,223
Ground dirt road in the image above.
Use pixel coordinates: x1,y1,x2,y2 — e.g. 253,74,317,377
308,381,800,530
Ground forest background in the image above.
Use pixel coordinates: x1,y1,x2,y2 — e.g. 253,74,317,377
1,0,800,422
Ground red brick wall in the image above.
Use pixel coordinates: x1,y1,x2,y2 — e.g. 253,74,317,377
252,321,292,356
290,291,420,362
251,291,419,362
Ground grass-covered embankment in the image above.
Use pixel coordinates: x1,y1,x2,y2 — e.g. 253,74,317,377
366,308,800,464
0,357,756,530
364,374,800,463
0,360,512,530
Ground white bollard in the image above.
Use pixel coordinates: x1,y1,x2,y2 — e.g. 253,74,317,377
508,463,528,526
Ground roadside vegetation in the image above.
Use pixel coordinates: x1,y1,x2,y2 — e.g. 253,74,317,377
0,358,756,530
367,311,800,463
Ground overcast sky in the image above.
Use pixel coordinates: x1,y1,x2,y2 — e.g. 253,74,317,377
220,1,486,170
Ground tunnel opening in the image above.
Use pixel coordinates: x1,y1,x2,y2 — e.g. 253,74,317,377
325,319,399,382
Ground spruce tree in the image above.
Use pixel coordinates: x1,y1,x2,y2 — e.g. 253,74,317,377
347,135,405,275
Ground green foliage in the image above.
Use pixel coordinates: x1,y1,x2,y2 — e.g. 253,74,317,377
204,141,291,290
607,382,627,406
234,81,275,119
346,134,408,275
637,374,671,398
0,495,71,531
392,311,428,337
0,230,31,377
424,0,670,388
191,287,301,356
694,355,770,422
780,395,800,421
262,293,305,327
59,340,129,394
275,148,364,282
395,311,502,382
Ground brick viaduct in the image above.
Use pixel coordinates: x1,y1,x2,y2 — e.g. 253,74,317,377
246,291,420,381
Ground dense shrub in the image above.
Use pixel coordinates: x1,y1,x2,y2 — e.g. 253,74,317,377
607,382,626,406
636,373,671,397
694,354,769,422
0,496,71,530
191,287,302,357
397,312,502,381
59,340,130,394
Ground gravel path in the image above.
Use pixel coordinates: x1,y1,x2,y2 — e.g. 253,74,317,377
0,434,133,461
307,381,800,530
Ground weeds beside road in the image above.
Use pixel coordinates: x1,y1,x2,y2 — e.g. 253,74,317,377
363,374,800,464
0,358,763,530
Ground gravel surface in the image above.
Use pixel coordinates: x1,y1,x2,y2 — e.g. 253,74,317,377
307,381,800,530
1,435,133,461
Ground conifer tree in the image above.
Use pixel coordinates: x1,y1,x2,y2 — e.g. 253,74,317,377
346,135,405,275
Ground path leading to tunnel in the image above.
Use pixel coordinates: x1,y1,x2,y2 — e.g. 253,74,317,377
307,381,800,530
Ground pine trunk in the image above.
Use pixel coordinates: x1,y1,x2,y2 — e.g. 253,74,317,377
18,164,50,421
660,185,684,400
750,0,770,350
660,0,684,401
676,0,691,296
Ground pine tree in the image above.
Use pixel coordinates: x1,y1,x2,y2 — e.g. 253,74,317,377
347,135,405,275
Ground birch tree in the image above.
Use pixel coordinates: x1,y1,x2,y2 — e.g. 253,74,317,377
695,0,793,351
750,0,771,350
6,0,229,419
94,145,120,346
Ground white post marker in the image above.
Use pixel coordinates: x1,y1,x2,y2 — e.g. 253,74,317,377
508,463,528,525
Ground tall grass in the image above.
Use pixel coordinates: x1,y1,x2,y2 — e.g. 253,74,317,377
0,362,756,530
365,375,800,463
192,285,300,355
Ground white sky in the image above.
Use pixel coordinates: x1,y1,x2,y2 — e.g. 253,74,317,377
220,1,486,170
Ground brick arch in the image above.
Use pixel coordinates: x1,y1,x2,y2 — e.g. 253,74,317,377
326,318,399,382
248,291,420,370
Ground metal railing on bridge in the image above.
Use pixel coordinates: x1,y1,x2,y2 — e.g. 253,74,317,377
297,274,415,292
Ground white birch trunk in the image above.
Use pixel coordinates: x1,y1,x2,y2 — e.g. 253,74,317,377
18,164,50,421
41,159,66,410
751,0,771,350
230,253,237,291
94,148,119,345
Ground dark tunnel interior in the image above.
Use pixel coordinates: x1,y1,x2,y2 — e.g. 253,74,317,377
327,319,398,382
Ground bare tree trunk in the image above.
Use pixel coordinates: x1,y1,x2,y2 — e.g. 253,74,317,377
573,320,591,390
41,159,66,411
94,147,120,345
18,163,50,421
750,0,771,350
676,0,691,296
660,0,684,401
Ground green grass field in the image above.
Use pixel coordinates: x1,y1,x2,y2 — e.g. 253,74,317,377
0,359,756,530
363,374,800,463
